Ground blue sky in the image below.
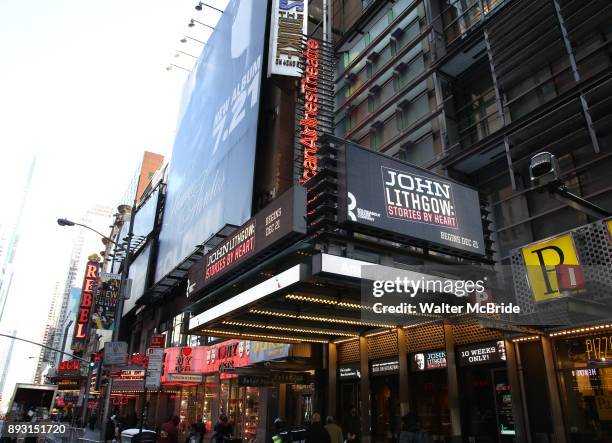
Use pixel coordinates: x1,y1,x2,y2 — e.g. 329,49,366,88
0,0,227,410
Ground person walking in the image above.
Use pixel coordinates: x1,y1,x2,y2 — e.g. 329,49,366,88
213,414,233,439
399,412,430,443
270,417,292,443
324,416,343,443
158,416,180,443
342,407,360,439
184,423,201,443
305,413,330,443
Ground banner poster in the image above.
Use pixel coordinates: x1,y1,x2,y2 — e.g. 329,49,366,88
92,273,121,331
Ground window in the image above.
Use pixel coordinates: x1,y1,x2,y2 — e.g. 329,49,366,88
169,313,185,347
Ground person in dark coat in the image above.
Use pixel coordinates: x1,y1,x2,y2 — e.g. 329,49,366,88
158,416,180,443
305,413,330,443
213,414,233,438
342,407,360,438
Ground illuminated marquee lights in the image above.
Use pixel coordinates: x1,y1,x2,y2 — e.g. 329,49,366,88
221,320,358,337
249,308,394,328
284,293,369,310
299,38,320,184
549,324,612,337
198,328,329,344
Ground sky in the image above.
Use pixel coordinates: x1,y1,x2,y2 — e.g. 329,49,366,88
0,0,227,410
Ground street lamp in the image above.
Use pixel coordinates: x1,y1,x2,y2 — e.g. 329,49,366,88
180,35,205,44
56,218,126,251
195,1,224,13
189,18,214,30
57,206,136,439
166,64,192,72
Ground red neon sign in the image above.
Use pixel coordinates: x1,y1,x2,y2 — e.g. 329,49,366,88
58,360,81,373
72,261,100,352
299,38,320,184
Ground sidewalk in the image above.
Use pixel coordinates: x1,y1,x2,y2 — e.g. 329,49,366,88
78,427,101,442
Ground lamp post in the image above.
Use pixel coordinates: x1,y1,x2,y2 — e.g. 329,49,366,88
57,202,136,439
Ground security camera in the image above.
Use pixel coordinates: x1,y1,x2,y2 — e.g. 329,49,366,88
530,152,562,189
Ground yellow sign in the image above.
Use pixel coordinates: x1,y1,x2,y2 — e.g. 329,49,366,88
607,220,612,240
595,395,612,421
521,234,579,302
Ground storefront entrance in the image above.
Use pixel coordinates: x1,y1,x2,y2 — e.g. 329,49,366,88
371,375,400,442
458,340,515,443
556,334,612,442
460,366,515,442
410,369,450,438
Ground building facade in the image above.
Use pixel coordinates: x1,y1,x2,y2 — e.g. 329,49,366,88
64,1,612,443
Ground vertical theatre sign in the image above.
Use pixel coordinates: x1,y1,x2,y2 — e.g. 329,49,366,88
72,258,100,353
92,272,120,331
295,38,334,184
268,0,308,77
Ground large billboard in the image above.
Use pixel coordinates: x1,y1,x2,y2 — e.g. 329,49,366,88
155,0,269,283
187,186,307,295
339,143,485,256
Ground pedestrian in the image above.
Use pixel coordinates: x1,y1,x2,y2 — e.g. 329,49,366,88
193,417,206,443
399,412,430,443
270,417,291,443
324,416,343,443
213,414,233,438
344,431,360,443
89,412,97,431
184,423,201,443
342,406,360,438
305,413,330,443
158,415,180,443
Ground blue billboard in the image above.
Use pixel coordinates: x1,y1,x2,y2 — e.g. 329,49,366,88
155,0,269,283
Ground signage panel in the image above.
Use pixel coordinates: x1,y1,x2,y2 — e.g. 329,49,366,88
188,186,306,294
338,363,361,379
150,335,165,348
249,342,290,363
411,350,447,371
167,373,204,383
72,260,100,353
58,360,82,375
371,358,399,375
458,341,507,366
92,272,120,331
156,0,269,284
238,372,310,387
268,0,308,78
339,143,485,256
57,378,81,391
521,233,580,301
104,341,128,365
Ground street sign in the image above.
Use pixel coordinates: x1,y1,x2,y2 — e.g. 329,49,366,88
144,347,164,389
104,341,128,365
149,335,165,348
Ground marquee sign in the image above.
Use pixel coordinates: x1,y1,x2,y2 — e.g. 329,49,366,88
295,38,335,184
72,259,100,353
187,186,306,295
338,143,486,256
268,0,308,78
